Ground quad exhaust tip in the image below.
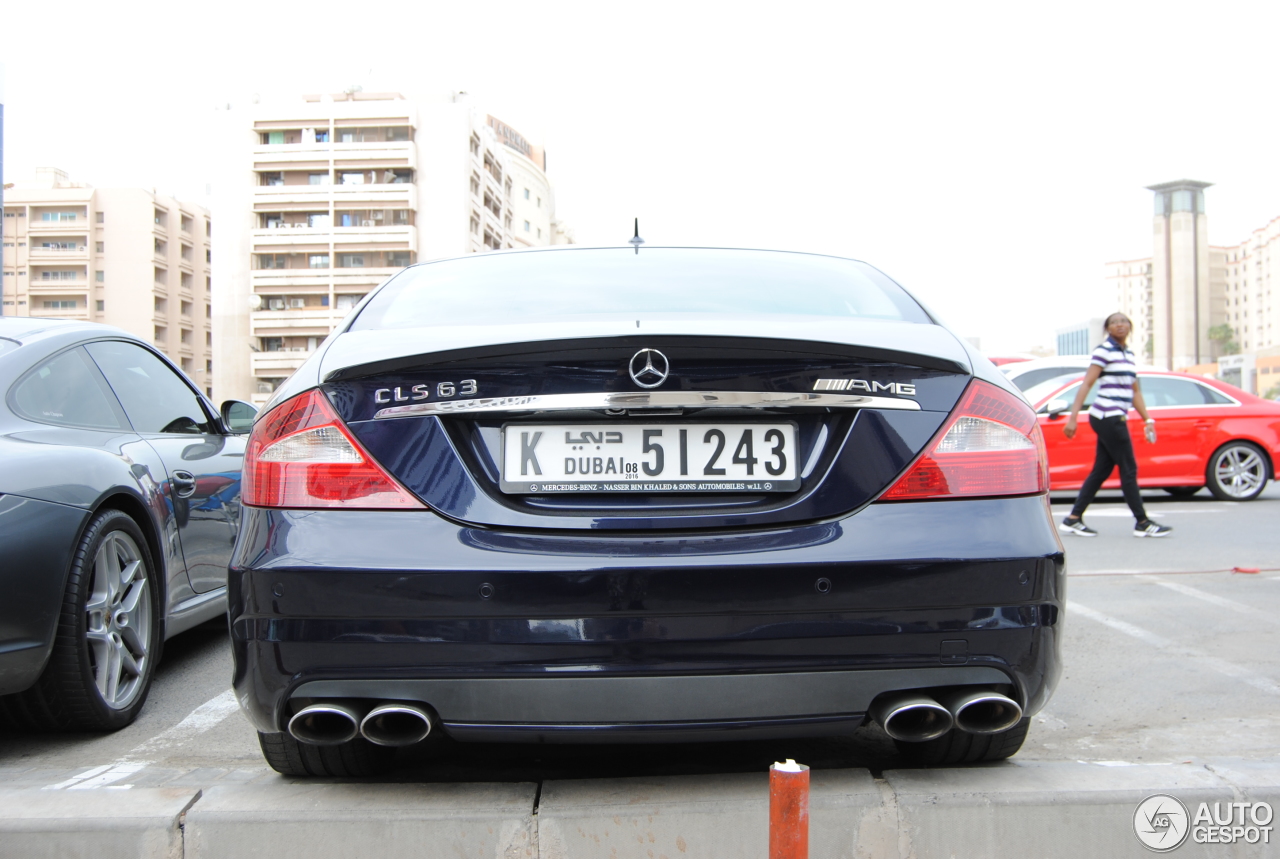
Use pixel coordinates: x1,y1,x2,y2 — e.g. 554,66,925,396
870,692,954,742
360,703,433,747
287,702,364,746
937,688,1023,734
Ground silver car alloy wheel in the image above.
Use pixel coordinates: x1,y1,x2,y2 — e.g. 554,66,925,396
1214,446,1266,499
84,531,152,709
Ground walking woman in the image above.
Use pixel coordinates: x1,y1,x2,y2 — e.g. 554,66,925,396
1059,312,1172,538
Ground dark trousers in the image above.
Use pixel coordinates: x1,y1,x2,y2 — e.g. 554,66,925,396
1070,415,1147,521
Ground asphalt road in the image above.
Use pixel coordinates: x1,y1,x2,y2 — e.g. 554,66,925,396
2,483,1277,791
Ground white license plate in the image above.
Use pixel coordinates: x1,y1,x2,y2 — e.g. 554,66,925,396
500,422,800,493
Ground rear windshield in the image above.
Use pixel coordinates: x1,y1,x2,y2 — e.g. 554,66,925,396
350,248,932,330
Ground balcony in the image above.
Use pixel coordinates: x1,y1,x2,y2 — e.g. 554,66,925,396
251,269,335,290
251,308,345,338
27,221,85,236
28,244,89,261
251,225,415,250
251,349,314,376
253,141,415,170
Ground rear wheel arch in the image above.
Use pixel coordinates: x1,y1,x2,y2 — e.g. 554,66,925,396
87,491,170,638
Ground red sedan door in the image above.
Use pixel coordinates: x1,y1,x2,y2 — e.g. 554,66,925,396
1131,375,1205,483
1037,380,1100,489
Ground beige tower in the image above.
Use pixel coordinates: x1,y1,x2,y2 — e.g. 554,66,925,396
1147,179,1214,369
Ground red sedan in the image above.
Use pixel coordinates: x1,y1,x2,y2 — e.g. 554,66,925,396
1029,371,1280,501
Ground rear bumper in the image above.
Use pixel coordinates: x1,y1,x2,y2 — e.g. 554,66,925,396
229,495,1065,739
0,495,86,696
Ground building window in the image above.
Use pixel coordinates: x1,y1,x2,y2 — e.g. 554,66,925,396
387,251,411,267
470,213,480,234
524,220,531,232
267,131,285,145
523,188,530,200
206,249,211,263
337,254,365,268
42,271,78,281
96,271,105,283
42,212,78,222
537,197,541,208
206,304,212,319
308,172,331,185
336,294,362,310
537,227,542,239
96,241,104,253
309,254,330,269
96,211,105,224
96,300,105,312
43,300,77,309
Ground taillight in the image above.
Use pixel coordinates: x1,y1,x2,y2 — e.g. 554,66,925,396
242,388,425,509
881,379,1048,501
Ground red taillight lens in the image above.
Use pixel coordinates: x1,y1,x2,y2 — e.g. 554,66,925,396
242,388,425,509
881,379,1048,501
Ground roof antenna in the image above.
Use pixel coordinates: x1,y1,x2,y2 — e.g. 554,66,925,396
628,218,644,254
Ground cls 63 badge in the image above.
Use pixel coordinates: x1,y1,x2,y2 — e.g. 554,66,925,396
374,380,477,404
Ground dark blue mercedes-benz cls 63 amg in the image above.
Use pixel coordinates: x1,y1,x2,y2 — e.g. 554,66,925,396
229,246,1064,776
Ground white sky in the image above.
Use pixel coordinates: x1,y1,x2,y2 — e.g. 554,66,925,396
6,0,1280,354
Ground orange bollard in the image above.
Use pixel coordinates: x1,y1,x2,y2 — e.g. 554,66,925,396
769,759,810,859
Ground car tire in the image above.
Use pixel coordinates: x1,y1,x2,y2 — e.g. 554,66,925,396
0,509,160,732
1206,442,1270,501
1163,486,1201,497
893,718,1030,766
258,731,396,777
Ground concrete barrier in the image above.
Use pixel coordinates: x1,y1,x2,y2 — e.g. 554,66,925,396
537,769,882,859
887,761,1250,859
2,758,1276,857
0,786,200,859
182,781,537,859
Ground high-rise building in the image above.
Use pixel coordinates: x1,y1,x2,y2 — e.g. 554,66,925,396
213,92,570,405
1218,214,1280,355
2,168,213,391
1107,179,1229,369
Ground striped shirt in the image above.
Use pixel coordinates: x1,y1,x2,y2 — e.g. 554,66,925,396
1088,336,1137,420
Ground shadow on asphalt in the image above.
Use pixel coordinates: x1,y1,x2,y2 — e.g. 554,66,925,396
384,725,906,783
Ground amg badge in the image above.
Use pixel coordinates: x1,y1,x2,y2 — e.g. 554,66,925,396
813,378,916,396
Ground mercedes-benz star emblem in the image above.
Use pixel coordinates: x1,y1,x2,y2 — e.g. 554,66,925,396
628,348,670,389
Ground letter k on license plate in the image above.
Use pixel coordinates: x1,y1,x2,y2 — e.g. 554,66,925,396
499,422,800,493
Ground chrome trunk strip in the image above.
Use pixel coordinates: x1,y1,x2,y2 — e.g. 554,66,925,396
372,391,921,420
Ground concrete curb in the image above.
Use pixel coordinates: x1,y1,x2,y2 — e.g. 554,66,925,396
183,782,538,859
2,759,1276,857
0,786,200,859
886,760,1278,859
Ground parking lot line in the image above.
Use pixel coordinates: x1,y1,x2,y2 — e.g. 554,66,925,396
1068,601,1280,696
42,689,240,790
1137,575,1278,624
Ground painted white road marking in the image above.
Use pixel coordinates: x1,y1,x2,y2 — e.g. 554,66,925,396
1139,576,1277,624
44,689,240,790
1069,601,1280,696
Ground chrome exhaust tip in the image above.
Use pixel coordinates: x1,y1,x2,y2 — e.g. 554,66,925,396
870,692,954,742
937,689,1023,734
360,702,433,747
287,701,364,746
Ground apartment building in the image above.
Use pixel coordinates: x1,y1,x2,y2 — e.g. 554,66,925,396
213,92,569,405
2,168,213,391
